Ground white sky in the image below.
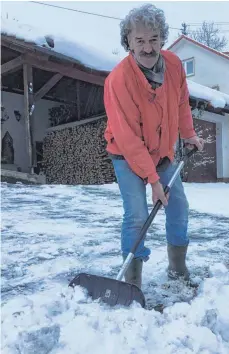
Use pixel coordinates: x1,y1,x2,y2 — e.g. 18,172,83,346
1,0,229,59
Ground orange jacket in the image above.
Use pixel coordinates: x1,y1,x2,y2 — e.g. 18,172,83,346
104,50,196,184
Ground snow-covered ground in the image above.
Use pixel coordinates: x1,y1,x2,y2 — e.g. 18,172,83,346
1,181,229,354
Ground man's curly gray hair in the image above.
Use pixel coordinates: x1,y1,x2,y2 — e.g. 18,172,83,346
120,3,169,51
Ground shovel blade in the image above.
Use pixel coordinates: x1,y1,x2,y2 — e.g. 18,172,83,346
69,273,145,308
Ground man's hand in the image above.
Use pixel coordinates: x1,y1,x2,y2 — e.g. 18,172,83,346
184,135,204,151
151,181,169,207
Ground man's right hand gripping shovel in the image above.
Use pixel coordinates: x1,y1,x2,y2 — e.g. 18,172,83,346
151,180,169,208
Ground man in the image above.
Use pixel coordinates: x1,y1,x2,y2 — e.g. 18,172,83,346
104,4,204,289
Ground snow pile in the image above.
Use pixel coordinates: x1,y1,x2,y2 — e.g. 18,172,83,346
187,80,229,109
1,17,120,72
1,264,229,354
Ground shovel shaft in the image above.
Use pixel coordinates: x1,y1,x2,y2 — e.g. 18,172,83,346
116,252,134,281
116,147,198,281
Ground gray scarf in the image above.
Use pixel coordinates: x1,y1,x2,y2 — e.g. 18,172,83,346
135,53,165,90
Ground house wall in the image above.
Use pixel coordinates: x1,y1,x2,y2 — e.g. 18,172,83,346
1,91,59,173
170,41,229,94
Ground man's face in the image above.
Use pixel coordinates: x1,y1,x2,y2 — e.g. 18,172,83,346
128,24,162,68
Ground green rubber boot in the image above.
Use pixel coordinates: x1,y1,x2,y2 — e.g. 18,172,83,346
122,256,143,289
167,244,190,281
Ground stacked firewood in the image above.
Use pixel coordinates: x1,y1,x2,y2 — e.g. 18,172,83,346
43,118,116,185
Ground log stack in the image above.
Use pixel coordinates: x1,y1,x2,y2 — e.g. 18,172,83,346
43,118,116,185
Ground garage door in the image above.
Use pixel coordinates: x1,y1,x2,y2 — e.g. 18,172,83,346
182,118,217,182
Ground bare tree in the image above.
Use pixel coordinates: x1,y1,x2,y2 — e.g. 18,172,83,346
189,21,228,51
112,48,120,56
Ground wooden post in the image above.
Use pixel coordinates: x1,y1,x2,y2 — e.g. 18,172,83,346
1,55,25,75
76,80,81,120
23,63,35,174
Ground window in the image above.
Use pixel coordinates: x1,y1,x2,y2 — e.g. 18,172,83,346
182,58,195,77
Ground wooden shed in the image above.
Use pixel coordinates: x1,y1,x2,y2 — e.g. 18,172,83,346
1,33,115,184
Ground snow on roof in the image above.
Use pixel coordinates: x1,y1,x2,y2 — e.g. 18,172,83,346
1,17,121,72
187,80,229,109
1,18,229,110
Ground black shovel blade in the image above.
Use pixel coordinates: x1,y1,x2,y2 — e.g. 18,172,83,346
69,273,145,308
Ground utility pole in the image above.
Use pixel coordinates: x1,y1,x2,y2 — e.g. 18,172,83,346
181,22,189,35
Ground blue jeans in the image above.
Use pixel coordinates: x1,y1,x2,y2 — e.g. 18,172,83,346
112,159,189,261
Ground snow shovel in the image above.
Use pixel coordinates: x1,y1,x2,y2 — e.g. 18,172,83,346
69,146,198,308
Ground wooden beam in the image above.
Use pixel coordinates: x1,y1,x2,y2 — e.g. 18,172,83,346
1,55,25,75
2,86,78,105
1,37,51,58
46,114,107,132
25,53,105,86
23,63,35,174
1,37,30,54
34,73,63,102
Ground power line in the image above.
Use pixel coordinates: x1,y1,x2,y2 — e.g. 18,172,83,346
187,22,229,26
29,1,182,30
187,28,229,33
181,21,229,34
30,1,123,20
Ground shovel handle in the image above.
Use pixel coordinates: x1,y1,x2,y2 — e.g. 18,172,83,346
184,145,198,160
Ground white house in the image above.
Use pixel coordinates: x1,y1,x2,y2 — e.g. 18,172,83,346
167,35,229,94
167,35,229,182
